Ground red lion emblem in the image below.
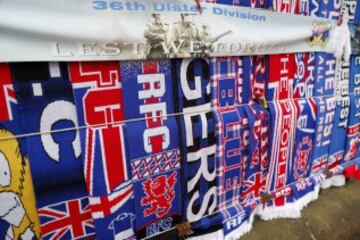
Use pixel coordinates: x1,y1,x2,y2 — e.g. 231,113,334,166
141,172,177,218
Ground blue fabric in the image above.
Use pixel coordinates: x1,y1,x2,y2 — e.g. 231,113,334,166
120,60,181,239
313,53,336,97
174,58,219,236
355,1,360,24
311,97,336,176
266,100,297,207
69,61,134,240
12,62,95,239
349,55,360,94
291,99,317,183
290,99,317,202
0,63,38,239
328,97,350,170
242,103,269,207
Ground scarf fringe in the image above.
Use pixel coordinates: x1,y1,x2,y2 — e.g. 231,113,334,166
187,229,224,240
224,207,259,240
295,185,320,211
257,202,301,220
189,182,339,239
257,184,321,221
320,175,346,189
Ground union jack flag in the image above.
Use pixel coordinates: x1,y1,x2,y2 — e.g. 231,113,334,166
327,151,343,171
241,172,266,206
311,156,328,175
38,197,95,240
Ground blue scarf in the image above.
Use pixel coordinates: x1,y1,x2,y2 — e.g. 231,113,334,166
0,63,41,240
69,62,134,240
12,62,95,240
175,58,219,239
290,99,318,206
121,60,182,239
311,97,336,176
259,100,297,219
328,97,350,170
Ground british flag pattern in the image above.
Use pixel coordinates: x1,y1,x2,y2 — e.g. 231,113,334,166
38,197,94,240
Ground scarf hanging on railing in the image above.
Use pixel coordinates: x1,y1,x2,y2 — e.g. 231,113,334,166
0,64,41,240
12,62,95,240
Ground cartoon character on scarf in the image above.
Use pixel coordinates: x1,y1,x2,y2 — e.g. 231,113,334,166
0,129,40,240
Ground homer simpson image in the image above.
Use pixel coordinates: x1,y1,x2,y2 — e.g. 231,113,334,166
0,128,41,240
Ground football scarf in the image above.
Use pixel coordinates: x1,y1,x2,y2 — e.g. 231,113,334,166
343,95,360,162
289,98,319,210
212,102,269,240
291,99,317,182
308,0,340,178
264,1,297,216
120,60,182,239
11,62,95,240
214,108,243,214
311,96,336,175
258,100,298,220
69,62,134,240
174,58,220,239
213,108,244,240
0,63,41,240
327,0,353,172
241,103,269,208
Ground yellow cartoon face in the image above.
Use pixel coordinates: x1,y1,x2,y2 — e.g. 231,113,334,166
0,129,41,239
0,151,11,187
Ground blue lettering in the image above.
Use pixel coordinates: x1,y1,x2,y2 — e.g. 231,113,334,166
93,1,107,10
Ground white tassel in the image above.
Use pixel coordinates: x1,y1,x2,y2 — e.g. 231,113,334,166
320,175,346,189
326,14,352,61
294,185,320,212
257,202,301,221
186,229,224,240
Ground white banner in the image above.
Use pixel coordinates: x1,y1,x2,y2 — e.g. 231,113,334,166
0,0,348,62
